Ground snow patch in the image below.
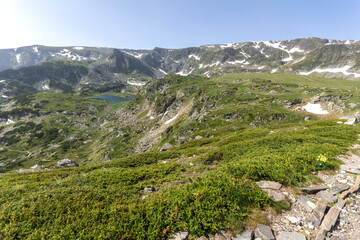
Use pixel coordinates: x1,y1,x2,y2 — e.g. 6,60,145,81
57,49,88,61
127,81,146,86
176,68,194,76
271,68,277,73
15,54,21,63
226,59,246,65
289,47,305,53
33,46,39,53
303,103,328,114
165,114,178,124
42,84,50,90
299,65,360,78
73,47,84,50
124,51,145,59
220,43,235,49
0,80,6,83
158,68,167,75
188,54,200,60
262,41,293,62
6,119,14,125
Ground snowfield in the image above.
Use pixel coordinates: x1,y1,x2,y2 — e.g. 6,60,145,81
303,103,329,114
299,65,360,78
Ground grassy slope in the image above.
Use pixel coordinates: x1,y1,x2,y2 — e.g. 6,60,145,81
0,73,360,239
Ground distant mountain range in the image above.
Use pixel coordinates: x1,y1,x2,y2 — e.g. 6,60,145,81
0,37,359,98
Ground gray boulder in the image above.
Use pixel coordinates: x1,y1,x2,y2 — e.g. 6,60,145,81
54,159,79,168
256,181,282,190
231,230,254,240
255,224,275,240
168,231,188,240
277,232,306,240
160,143,173,152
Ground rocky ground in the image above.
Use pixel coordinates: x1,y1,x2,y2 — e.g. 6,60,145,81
169,137,360,240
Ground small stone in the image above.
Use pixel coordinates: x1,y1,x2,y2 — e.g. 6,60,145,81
277,232,306,240
144,186,155,193
255,224,275,240
317,190,338,203
231,230,254,240
168,231,188,240
195,135,203,140
338,179,347,184
256,181,282,190
286,216,300,224
308,223,315,230
30,164,42,170
331,183,350,195
300,184,328,194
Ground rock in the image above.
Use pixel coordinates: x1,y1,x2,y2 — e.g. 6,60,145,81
264,189,285,202
195,237,209,240
144,186,155,193
298,195,316,212
330,184,350,195
317,190,338,203
338,190,351,200
255,224,275,240
286,216,300,224
160,143,173,152
312,199,328,223
340,164,360,174
336,121,343,124
300,184,328,194
195,135,203,140
304,116,311,121
344,118,357,125
168,231,188,240
215,232,227,240
350,176,360,193
30,164,42,170
277,232,306,240
256,181,282,190
315,200,345,240
54,159,78,168
231,230,254,240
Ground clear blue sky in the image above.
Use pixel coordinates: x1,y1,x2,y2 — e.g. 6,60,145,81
0,0,359,49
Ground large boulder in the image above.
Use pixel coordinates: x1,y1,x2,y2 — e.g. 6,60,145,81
160,143,173,152
54,159,79,168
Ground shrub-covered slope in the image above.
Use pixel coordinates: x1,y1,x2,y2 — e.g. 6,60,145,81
0,74,360,239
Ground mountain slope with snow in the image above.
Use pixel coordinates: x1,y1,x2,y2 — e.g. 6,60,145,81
0,37,360,98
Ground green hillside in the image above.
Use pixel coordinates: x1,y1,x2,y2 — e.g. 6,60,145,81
0,73,360,238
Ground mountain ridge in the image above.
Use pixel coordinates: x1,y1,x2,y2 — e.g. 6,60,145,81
1,37,360,99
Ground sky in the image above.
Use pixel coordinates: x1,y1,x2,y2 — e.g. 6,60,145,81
0,0,359,50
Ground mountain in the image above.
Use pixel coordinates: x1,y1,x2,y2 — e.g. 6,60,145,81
0,37,360,99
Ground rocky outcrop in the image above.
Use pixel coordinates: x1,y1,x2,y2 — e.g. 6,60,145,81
53,159,79,168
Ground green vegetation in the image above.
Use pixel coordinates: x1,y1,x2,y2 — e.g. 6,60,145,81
1,73,360,239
